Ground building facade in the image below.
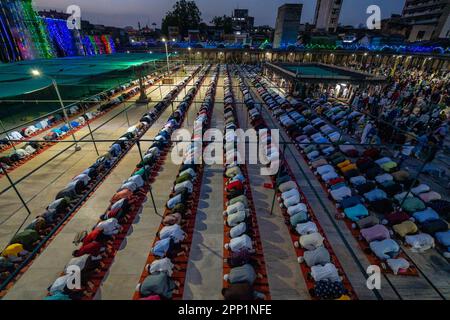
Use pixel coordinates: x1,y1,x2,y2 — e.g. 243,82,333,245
273,3,303,49
401,0,450,41
0,0,54,62
232,9,254,33
314,0,343,33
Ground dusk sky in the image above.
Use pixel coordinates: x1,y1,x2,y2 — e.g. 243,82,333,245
33,0,405,29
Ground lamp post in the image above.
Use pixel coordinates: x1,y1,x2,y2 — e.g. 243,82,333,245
31,69,81,152
162,38,176,74
162,38,170,74
188,47,192,65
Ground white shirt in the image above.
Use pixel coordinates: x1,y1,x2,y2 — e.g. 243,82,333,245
97,218,120,236
310,263,340,282
405,233,435,252
73,174,90,186
127,175,144,188
229,222,247,238
174,180,193,194
287,202,308,217
296,221,318,236
225,201,247,216
149,257,175,276
227,234,253,253
278,181,296,193
159,224,186,244
299,232,324,251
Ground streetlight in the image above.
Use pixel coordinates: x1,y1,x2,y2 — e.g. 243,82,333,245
188,47,192,65
162,38,170,74
31,69,81,152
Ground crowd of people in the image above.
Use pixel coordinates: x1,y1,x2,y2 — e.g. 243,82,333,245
326,60,449,168
221,66,269,300
0,69,185,291
42,66,205,300
251,65,450,263
243,66,354,300
134,66,218,300
0,70,169,175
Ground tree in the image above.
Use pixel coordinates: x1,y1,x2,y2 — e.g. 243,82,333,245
161,0,202,38
211,15,233,34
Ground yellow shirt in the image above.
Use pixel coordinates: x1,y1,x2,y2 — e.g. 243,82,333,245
337,295,351,300
2,243,24,257
337,160,351,169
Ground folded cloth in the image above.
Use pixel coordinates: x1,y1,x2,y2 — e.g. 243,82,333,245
393,221,418,238
387,258,410,275
405,233,435,252
361,224,391,242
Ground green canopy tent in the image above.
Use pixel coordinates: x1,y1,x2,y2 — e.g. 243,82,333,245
0,53,168,127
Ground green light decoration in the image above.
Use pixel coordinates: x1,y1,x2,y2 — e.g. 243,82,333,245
21,0,54,59
259,39,270,50
89,35,99,54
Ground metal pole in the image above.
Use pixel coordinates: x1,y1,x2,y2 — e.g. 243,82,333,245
399,154,430,209
125,107,131,127
52,79,81,152
82,106,100,156
136,140,159,215
165,42,170,74
0,120,17,151
2,168,32,216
